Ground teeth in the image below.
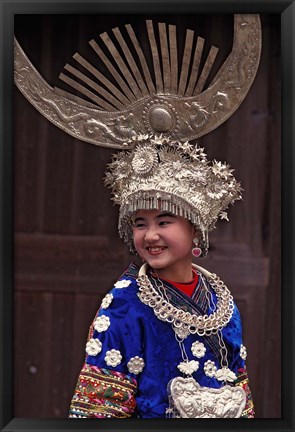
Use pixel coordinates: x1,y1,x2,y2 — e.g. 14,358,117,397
148,247,165,252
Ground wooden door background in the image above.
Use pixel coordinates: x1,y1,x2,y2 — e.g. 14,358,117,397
14,14,281,418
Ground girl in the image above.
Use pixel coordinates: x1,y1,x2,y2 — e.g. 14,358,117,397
69,135,254,418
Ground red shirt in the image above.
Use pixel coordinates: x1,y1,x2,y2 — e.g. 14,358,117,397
161,271,199,297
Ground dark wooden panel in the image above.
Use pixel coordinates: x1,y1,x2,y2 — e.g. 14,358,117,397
14,291,102,418
14,233,129,294
13,14,281,419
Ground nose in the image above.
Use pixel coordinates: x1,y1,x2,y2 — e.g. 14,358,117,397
144,226,160,243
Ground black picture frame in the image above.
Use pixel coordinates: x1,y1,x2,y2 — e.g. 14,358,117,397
1,1,294,431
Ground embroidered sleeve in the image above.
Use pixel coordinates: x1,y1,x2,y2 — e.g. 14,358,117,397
69,277,144,418
234,367,255,418
69,363,137,418
83,279,145,374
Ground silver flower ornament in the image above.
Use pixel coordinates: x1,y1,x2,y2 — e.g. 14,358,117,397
212,160,234,179
191,340,206,358
240,344,247,360
105,349,122,367
114,279,132,289
94,315,111,332
85,338,102,356
203,360,217,378
173,325,190,339
127,356,145,374
131,145,158,176
101,293,113,309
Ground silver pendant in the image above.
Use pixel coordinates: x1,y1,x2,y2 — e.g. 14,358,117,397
167,376,246,418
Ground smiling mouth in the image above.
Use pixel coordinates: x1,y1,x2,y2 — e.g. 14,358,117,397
146,246,167,253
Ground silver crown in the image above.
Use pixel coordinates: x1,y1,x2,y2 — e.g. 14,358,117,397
105,134,242,254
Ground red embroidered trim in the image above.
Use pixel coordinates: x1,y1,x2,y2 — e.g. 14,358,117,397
69,363,137,418
235,367,255,418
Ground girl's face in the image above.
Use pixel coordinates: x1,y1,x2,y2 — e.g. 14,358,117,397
132,208,195,282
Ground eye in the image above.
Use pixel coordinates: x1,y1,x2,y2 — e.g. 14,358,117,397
159,220,171,226
133,222,146,229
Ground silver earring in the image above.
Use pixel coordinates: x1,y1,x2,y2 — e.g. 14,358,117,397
192,238,202,257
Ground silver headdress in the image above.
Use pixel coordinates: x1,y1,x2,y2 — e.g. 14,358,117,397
14,16,262,254
104,134,242,254
14,16,261,148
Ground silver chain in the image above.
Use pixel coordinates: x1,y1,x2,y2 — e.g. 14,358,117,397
150,271,230,371
137,269,234,336
199,273,229,368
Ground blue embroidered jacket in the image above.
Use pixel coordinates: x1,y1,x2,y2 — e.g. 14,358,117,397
69,262,254,418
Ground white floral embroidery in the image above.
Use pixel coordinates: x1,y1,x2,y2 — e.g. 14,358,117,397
101,293,113,309
191,340,206,358
105,349,122,367
204,360,217,378
240,344,247,360
85,338,102,356
215,367,237,382
177,360,199,375
94,315,110,332
114,279,132,289
127,356,145,374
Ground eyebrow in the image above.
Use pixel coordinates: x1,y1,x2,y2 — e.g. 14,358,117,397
133,217,145,223
157,212,176,219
